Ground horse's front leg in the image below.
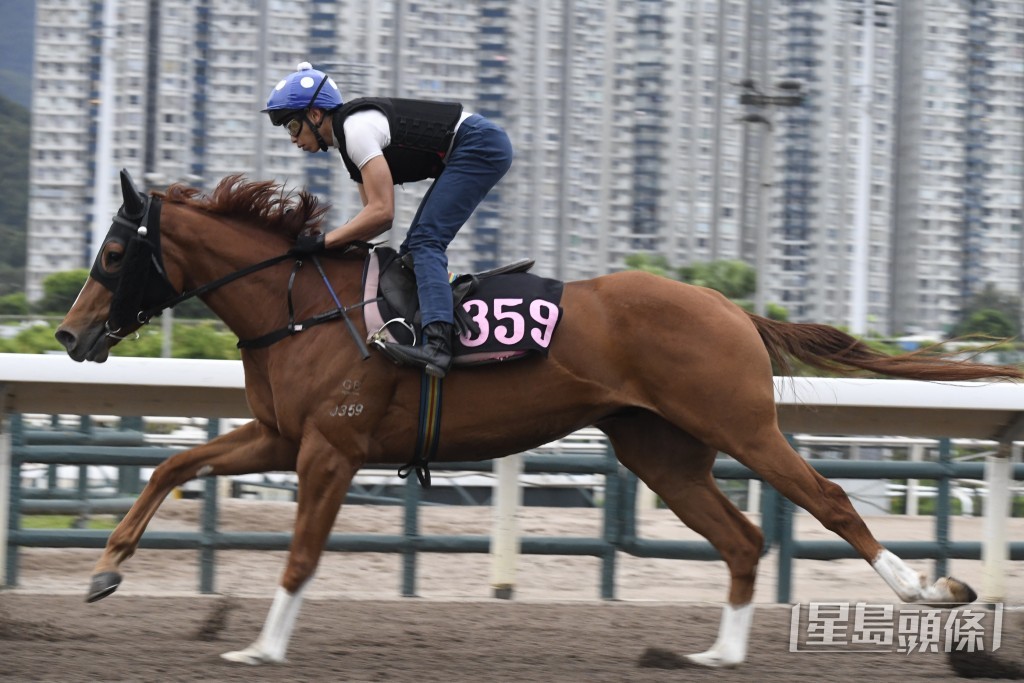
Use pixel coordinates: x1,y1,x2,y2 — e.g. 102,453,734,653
222,427,357,665
88,420,297,601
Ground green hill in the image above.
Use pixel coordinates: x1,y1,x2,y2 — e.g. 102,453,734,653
0,0,35,108
0,95,29,295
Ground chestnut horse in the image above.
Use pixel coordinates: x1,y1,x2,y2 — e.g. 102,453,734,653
56,171,1021,668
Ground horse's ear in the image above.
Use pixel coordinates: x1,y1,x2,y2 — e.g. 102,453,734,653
119,168,146,218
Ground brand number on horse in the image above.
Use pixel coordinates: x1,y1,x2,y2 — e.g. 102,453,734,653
459,298,559,348
330,403,364,417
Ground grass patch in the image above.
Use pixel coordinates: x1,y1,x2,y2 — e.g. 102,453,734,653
19,515,119,530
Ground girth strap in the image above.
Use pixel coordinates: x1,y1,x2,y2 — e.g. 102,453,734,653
398,372,444,487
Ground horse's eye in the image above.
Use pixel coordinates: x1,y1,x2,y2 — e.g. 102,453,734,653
104,248,125,271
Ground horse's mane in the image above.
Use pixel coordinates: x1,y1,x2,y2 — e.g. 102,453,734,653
160,175,330,239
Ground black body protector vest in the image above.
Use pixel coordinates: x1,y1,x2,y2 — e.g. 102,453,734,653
332,97,464,185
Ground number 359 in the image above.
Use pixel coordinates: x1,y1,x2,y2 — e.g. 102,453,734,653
459,298,559,348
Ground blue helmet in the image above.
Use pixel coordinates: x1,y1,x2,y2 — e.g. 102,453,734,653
263,61,342,124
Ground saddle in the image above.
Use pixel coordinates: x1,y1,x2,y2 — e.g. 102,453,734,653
362,247,564,367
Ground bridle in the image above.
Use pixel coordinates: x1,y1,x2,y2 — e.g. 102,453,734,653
91,194,181,337
91,193,372,357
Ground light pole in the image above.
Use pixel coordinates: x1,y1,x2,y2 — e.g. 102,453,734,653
738,80,805,317
741,113,774,318
90,0,119,265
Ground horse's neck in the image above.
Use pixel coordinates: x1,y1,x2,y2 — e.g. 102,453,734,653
165,207,368,346
164,207,306,341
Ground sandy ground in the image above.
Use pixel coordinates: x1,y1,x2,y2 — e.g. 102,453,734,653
3,500,1023,681
2,595,1021,682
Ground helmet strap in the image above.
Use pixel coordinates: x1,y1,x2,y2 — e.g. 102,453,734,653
305,112,330,152
304,74,332,152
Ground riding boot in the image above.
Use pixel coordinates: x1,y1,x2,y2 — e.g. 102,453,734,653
382,322,454,378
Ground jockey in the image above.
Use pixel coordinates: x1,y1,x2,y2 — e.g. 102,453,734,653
263,62,514,378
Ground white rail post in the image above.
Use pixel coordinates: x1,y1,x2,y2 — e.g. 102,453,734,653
747,479,761,515
0,423,10,586
980,443,1014,604
490,453,522,599
906,443,923,516
216,419,236,501
636,479,659,512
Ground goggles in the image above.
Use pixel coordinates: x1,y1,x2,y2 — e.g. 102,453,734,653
267,112,306,138
285,117,304,137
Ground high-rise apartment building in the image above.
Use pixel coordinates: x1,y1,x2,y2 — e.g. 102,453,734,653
27,1,95,300
745,0,1022,336
744,0,901,331
25,1,1024,340
26,0,313,300
891,0,1024,335
27,0,641,296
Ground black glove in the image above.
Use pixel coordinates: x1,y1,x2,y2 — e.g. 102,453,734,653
289,232,326,256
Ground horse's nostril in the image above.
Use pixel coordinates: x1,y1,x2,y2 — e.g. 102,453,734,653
55,328,77,350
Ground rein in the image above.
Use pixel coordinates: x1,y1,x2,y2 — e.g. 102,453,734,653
138,251,293,324
236,253,373,357
149,247,375,357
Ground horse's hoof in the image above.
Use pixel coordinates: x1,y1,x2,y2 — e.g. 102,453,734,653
921,576,978,606
945,576,978,604
86,571,122,603
683,651,742,668
221,646,283,665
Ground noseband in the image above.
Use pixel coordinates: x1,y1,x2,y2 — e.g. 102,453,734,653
104,320,140,341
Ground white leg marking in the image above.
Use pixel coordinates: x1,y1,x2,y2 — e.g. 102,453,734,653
684,603,754,668
873,549,969,604
873,549,926,602
221,583,308,665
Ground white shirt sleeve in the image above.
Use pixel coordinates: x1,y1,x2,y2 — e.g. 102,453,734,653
342,109,392,170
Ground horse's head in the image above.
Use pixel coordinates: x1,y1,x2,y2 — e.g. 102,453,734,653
56,169,180,362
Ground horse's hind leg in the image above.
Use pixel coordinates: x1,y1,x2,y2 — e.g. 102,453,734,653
88,420,297,601
722,424,976,605
601,414,762,668
222,428,357,665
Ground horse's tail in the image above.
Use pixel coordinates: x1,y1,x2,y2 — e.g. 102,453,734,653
747,313,1023,381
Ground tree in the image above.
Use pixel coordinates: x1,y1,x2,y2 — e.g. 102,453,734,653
623,253,671,278
955,309,1015,339
0,291,27,315
0,95,29,296
172,322,241,360
0,313,240,358
953,284,1021,339
108,328,165,358
0,322,63,354
105,323,239,359
34,269,88,315
735,300,789,322
173,296,218,320
765,302,788,322
678,260,756,300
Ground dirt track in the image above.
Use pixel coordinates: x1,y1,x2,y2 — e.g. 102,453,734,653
2,594,1021,682
3,500,1022,680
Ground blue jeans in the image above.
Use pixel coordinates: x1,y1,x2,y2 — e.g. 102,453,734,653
399,114,513,328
